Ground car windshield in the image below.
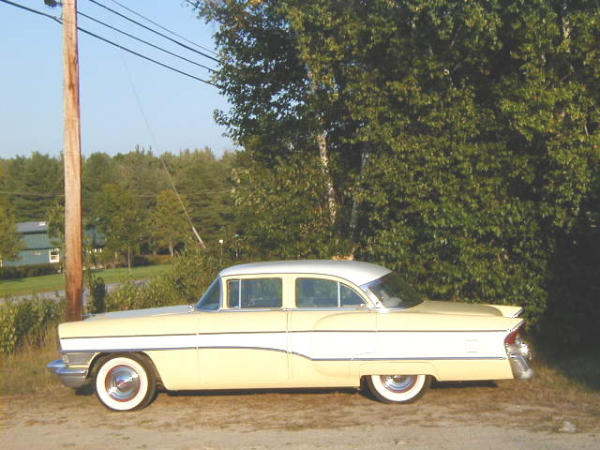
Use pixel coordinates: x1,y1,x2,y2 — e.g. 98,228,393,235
365,272,422,309
195,278,221,311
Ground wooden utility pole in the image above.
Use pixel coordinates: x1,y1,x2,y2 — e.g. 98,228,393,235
63,0,83,321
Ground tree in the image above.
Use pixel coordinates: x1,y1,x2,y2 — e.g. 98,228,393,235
1,152,63,221
149,190,190,256
0,165,23,263
83,152,119,216
195,0,600,342
93,184,144,269
231,151,348,259
173,148,235,245
0,205,22,263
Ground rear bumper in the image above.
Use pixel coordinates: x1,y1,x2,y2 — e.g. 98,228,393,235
47,359,89,388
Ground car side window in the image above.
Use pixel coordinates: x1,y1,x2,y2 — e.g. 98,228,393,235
227,278,282,309
296,278,365,308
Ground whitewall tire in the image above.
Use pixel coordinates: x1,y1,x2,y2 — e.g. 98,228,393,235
367,374,431,403
95,354,156,411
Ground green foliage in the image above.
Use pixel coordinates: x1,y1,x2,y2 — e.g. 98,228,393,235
0,205,23,262
0,152,63,222
171,149,235,245
232,151,350,258
87,273,107,315
105,246,224,311
0,263,60,280
149,190,191,256
196,0,600,346
92,183,145,268
0,296,64,354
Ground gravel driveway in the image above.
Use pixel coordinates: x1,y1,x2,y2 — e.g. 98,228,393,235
1,379,598,449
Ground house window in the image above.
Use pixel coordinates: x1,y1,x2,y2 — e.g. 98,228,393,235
49,249,60,263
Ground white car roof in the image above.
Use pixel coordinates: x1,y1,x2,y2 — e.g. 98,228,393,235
219,260,391,286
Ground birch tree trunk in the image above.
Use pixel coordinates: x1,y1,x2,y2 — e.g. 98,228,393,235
316,130,337,224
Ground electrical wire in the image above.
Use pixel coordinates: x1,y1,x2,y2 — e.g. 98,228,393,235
88,0,220,63
0,190,230,198
108,0,218,57
78,10,215,73
0,0,215,86
78,28,215,85
0,0,61,23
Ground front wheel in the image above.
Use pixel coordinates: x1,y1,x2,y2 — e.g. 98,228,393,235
95,354,156,411
366,374,431,403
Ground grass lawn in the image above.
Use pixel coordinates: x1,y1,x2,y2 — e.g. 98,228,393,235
0,264,172,298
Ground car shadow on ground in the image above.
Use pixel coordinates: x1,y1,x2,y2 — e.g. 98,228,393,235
431,380,498,389
73,380,499,399
163,386,361,398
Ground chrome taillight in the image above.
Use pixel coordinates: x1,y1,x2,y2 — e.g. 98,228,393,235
504,325,522,346
505,323,533,379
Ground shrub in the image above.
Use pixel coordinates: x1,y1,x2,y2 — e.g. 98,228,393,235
0,296,64,354
87,275,107,314
0,263,61,280
104,246,225,312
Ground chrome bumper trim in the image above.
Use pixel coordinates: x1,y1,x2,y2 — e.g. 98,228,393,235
47,359,89,388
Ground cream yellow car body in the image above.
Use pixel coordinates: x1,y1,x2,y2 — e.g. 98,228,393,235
49,260,532,410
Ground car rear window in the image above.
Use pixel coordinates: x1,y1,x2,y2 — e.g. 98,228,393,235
295,278,364,308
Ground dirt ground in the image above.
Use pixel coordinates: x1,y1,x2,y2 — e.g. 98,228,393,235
1,379,599,449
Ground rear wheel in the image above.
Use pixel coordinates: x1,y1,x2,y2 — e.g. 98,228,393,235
367,374,431,403
95,354,156,411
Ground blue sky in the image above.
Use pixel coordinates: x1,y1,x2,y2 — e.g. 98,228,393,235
0,0,234,159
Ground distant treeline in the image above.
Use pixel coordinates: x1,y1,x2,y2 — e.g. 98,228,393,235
0,148,235,267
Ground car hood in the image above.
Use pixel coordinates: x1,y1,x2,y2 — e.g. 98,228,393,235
409,300,505,317
86,304,191,321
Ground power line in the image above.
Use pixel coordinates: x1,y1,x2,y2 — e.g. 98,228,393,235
78,10,215,73
108,0,218,57
0,190,230,198
0,0,61,23
88,0,220,64
0,0,215,86
78,27,215,85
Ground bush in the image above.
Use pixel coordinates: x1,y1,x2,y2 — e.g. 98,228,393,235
0,263,61,280
105,247,225,312
87,275,107,314
0,296,64,354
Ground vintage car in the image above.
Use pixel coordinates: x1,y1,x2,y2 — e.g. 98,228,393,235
48,260,533,411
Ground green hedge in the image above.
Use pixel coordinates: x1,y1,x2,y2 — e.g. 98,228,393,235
0,263,61,280
0,296,64,354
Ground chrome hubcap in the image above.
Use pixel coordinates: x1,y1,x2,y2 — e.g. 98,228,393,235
106,365,140,402
381,375,417,393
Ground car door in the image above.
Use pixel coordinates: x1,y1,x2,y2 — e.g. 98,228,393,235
287,276,377,386
197,276,289,388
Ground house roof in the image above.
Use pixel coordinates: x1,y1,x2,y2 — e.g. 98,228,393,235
17,221,49,234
